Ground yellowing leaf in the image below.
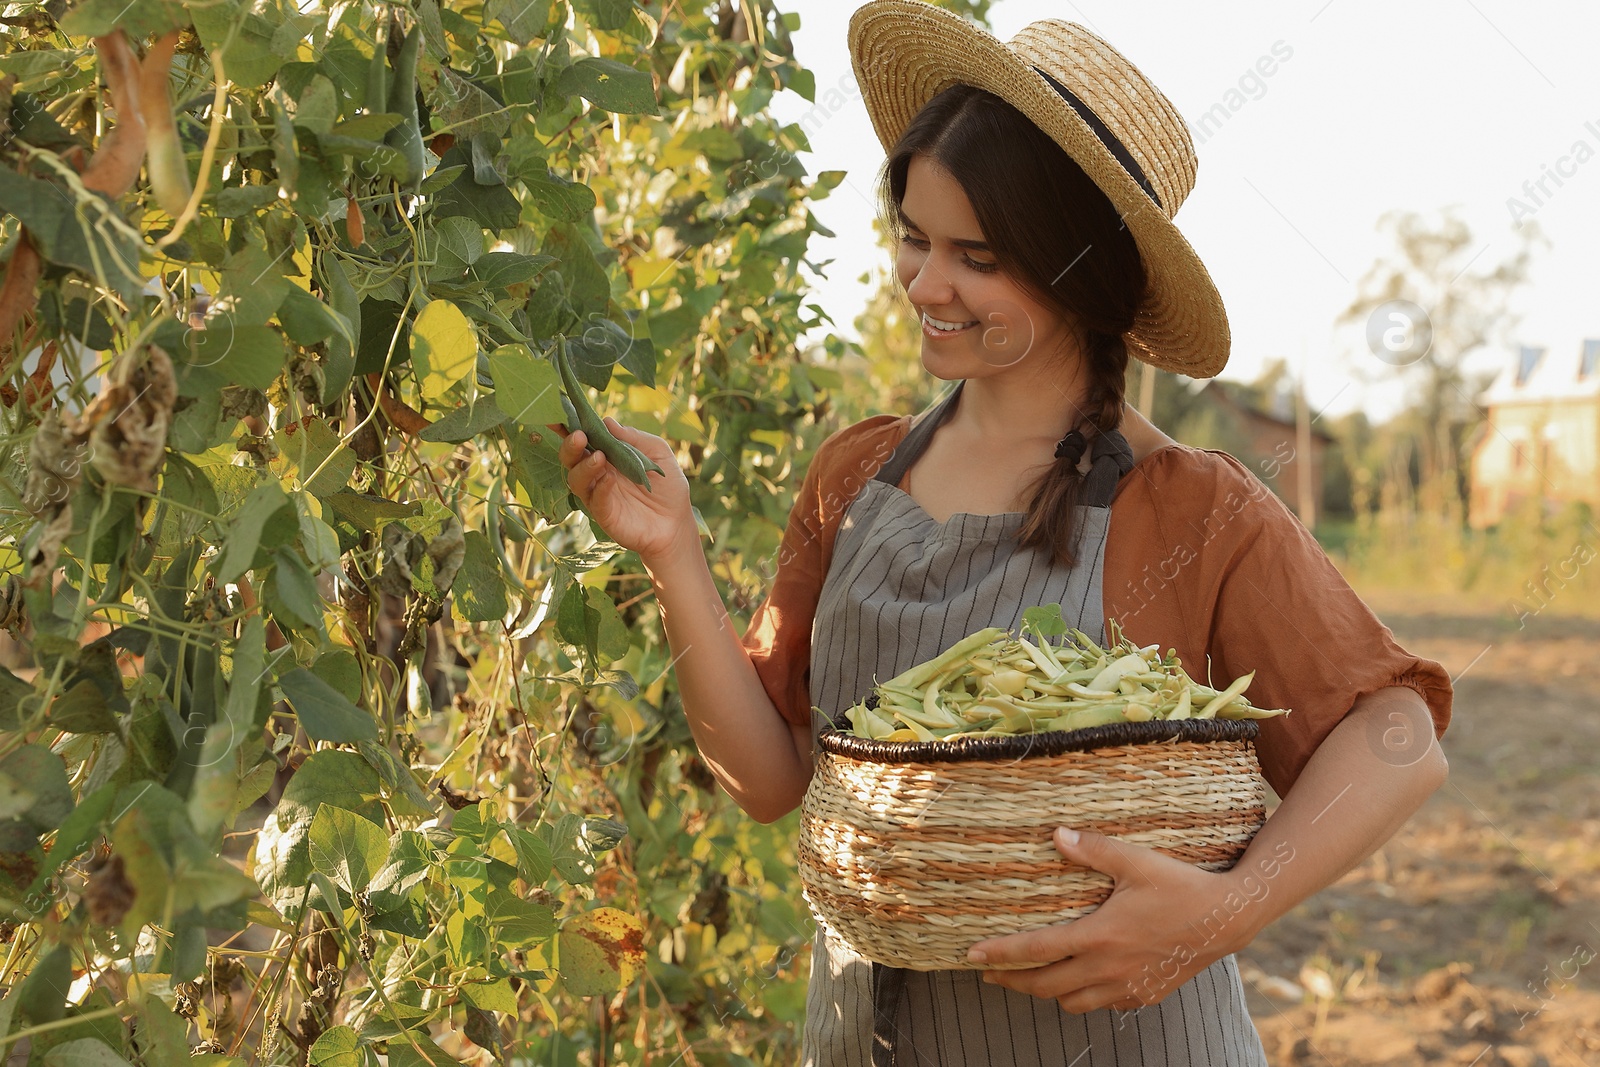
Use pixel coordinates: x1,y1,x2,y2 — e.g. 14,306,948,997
625,384,671,414
558,907,645,996
749,428,787,451
626,253,679,292
410,299,478,402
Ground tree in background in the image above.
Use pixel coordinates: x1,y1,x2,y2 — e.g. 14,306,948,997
1335,208,1545,516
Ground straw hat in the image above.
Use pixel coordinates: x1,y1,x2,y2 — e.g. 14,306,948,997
848,0,1230,379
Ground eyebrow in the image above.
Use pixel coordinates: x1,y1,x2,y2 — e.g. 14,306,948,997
897,207,991,252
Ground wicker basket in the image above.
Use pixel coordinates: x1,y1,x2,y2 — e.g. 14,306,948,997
797,719,1268,971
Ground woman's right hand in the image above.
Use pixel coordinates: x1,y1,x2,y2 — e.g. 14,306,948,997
555,417,695,566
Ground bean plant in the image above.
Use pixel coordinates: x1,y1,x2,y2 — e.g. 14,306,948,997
0,0,843,1062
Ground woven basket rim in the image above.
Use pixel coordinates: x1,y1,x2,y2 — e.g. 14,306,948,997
817,718,1259,764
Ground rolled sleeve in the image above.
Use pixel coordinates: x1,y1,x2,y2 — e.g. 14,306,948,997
1196,454,1453,796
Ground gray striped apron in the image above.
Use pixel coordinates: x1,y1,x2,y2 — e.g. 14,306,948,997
802,381,1268,1066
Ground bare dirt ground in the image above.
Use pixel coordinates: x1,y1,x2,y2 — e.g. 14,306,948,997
1240,592,1600,1067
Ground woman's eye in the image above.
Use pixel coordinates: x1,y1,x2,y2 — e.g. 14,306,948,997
898,235,995,272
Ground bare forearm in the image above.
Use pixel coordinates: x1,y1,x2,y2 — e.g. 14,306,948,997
1225,685,1448,940
643,537,813,822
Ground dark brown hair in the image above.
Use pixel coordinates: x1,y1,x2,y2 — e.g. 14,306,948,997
879,83,1147,567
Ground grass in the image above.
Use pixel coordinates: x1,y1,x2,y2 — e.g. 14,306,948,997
1319,493,1600,616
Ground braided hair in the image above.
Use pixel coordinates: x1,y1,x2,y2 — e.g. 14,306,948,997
881,84,1147,566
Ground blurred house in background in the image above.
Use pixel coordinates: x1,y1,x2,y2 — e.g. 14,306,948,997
1203,382,1334,525
1468,338,1600,527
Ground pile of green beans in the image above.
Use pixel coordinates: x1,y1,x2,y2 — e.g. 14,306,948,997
840,622,1289,742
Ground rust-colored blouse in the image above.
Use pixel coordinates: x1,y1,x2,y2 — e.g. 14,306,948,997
740,414,1453,798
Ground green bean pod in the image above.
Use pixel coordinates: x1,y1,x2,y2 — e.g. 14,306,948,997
317,252,359,404
365,21,388,115
383,24,425,192
553,336,664,491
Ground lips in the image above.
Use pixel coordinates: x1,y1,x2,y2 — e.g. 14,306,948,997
922,310,979,335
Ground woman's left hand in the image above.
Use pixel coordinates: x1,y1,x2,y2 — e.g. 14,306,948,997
966,827,1264,1013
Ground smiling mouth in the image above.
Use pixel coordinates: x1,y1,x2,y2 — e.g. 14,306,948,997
922,310,979,334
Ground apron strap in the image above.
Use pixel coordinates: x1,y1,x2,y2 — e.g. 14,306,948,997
1082,426,1135,508
873,380,966,488
869,963,907,1067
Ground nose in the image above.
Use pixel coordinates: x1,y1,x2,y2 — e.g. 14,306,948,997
904,248,955,310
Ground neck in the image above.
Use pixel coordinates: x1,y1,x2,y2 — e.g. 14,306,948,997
948,364,1098,449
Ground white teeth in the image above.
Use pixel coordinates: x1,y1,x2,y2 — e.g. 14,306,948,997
923,311,977,331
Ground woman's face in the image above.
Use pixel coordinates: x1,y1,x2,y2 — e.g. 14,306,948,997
894,153,1081,380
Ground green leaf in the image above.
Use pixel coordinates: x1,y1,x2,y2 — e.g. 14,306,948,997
311,649,363,703
410,300,479,402
418,398,507,444
191,0,286,88
184,319,287,392
270,549,324,627
354,298,410,376
486,890,554,948
26,783,114,895
522,171,597,222
556,582,629,666
322,490,422,531
189,616,267,839
558,907,645,996
218,245,294,327
307,1025,361,1067
0,665,32,732
277,286,344,345
255,751,383,917
453,531,508,623
293,420,357,498
432,70,511,138
0,170,141,299
46,680,118,734
215,482,291,583
387,1034,458,1067
278,669,380,744
471,251,557,289
485,0,550,41
16,942,71,1024
507,428,574,523
459,979,516,1015
368,829,432,914
540,223,611,320
487,345,565,426
0,744,72,833
1022,602,1068,639
134,993,192,1067
308,806,390,894
431,146,522,229
423,216,484,280
508,826,553,884
556,57,659,115
41,1038,132,1067
57,0,186,39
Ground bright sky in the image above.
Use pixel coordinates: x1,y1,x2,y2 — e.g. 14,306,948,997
768,0,1600,421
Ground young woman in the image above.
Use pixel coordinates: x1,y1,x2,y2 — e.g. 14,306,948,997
558,3,1452,1063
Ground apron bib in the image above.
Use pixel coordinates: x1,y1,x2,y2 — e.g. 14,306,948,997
800,381,1268,1066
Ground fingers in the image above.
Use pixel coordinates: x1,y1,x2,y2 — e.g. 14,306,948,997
557,428,589,468
603,416,673,463
566,443,611,499
1052,827,1153,887
1055,983,1146,1015
967,921,1080,967
983,954,1104,999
